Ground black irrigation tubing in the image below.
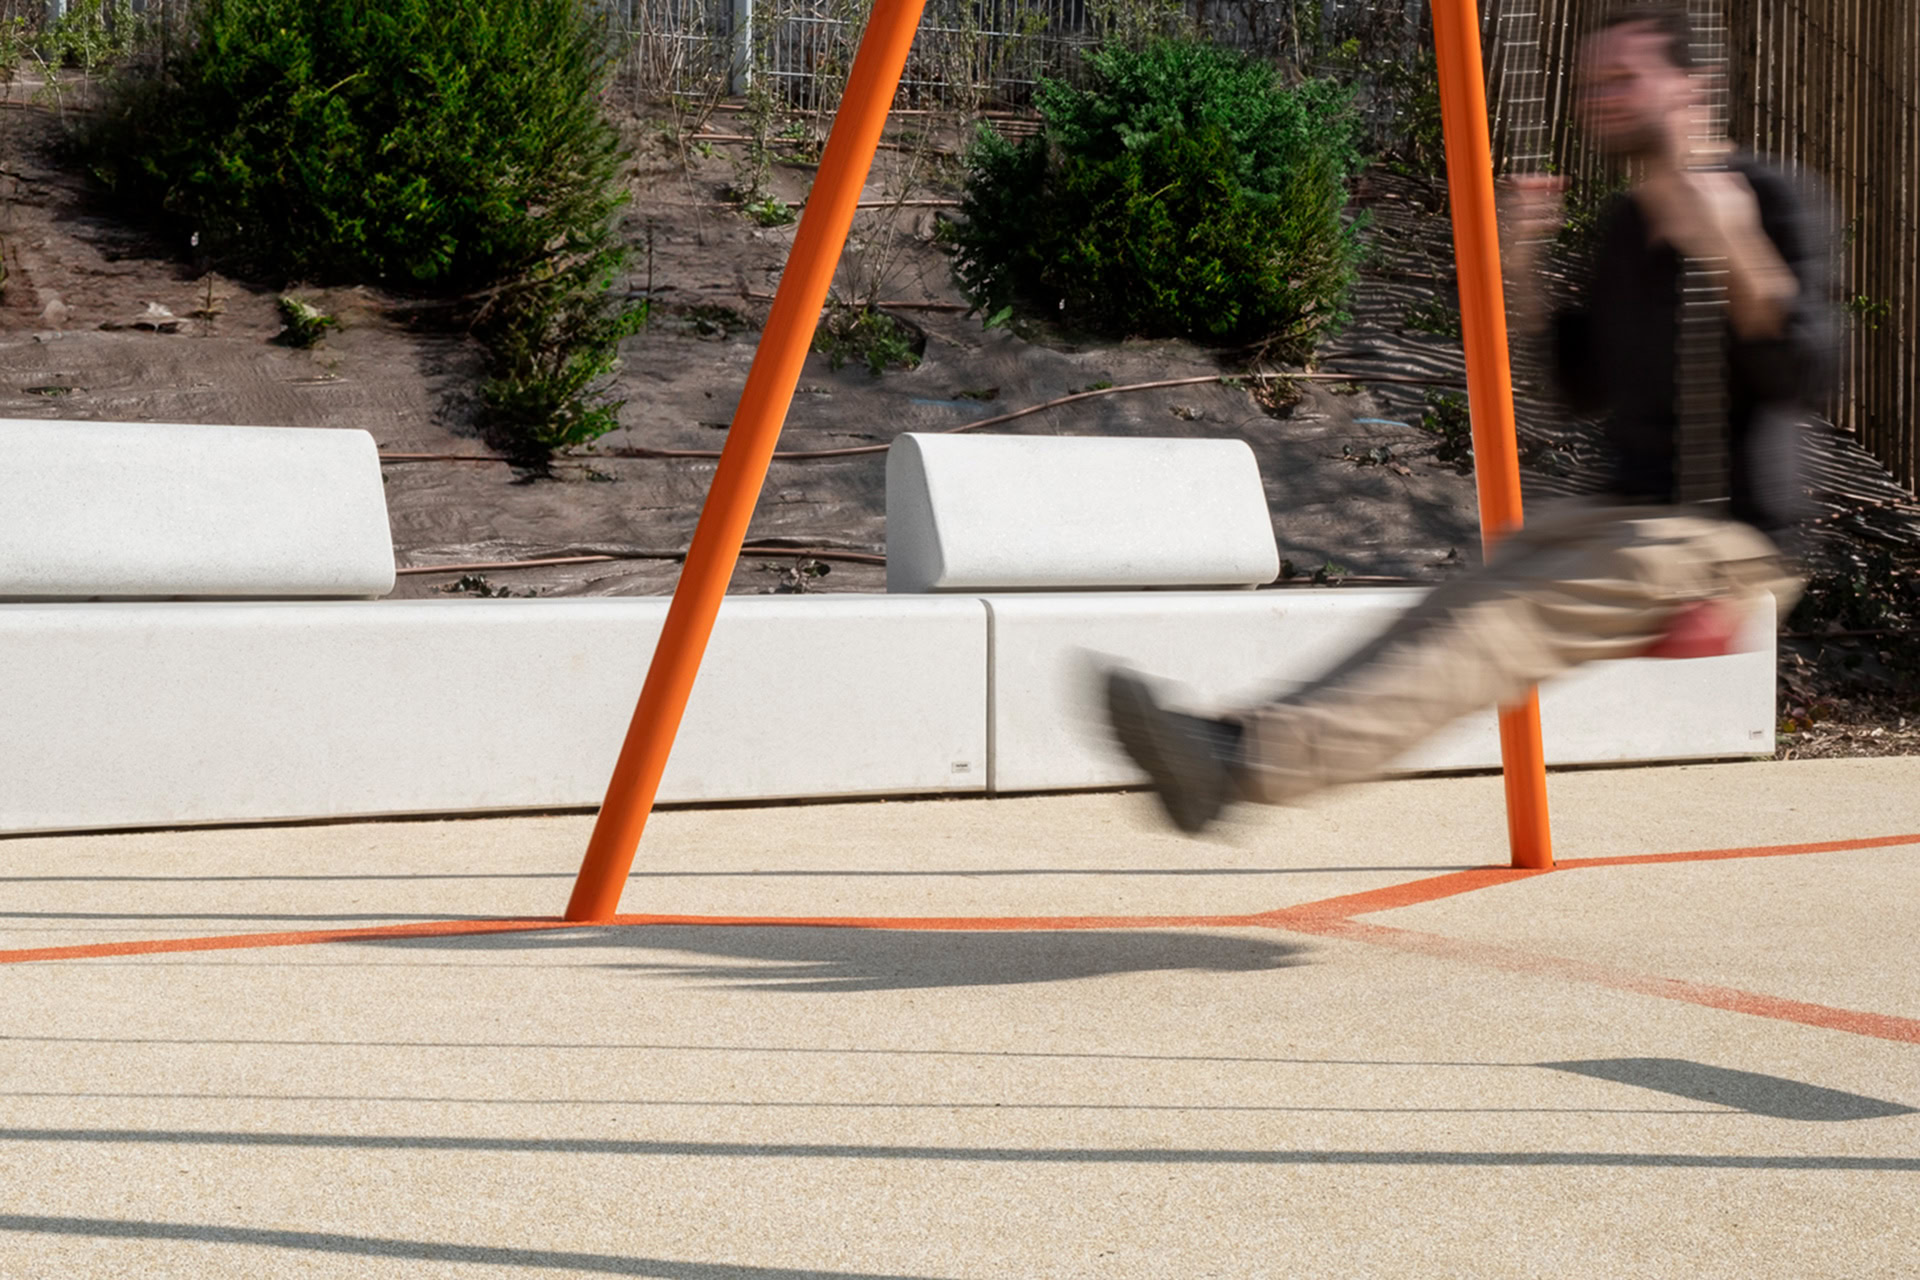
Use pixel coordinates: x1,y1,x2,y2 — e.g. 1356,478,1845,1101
376,370,1469,468
675,199,962,212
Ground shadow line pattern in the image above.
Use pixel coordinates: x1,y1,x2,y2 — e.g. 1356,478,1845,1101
0,1215,944,1279
1,1130,1916,1169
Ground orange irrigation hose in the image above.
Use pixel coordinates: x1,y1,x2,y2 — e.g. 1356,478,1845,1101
392,552,1408,582
394,547,886,576
375,370,1470,468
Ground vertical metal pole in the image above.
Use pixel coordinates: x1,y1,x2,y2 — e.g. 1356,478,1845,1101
730,0,754,96
1431,0,1555,871
565,0,929,922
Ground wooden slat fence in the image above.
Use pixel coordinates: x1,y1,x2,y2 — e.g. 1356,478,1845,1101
1483,0,1920,490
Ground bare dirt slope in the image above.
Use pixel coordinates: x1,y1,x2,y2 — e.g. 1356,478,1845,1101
1,94,1488,601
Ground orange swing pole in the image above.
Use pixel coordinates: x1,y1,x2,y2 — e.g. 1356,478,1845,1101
565,0,931,922
1430,0,1554,871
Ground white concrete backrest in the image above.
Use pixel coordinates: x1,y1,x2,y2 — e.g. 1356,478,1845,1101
885,433,1279,592
0,418,395,599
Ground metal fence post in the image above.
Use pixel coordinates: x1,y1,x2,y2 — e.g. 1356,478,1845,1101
730,0,754,94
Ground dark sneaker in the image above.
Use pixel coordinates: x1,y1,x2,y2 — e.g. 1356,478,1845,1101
1104,668,1240,835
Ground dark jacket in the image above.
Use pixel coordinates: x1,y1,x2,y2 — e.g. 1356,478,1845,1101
1553,155,1837,530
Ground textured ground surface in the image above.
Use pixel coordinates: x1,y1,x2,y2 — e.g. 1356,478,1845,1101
2,756,1916,1278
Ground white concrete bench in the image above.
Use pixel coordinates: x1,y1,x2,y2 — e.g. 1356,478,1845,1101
0,419,986,834
885,432,1279,592
0,421,1775,835
0,596,986,833
0,418,395,599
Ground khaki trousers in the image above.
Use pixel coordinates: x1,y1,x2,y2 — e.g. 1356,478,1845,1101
1235,503,1800,805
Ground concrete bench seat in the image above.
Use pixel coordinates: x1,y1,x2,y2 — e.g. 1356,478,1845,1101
0,596,988,834
981,590,1777,793
885,432,1279,593
0,421,1777,835
0,418,394,599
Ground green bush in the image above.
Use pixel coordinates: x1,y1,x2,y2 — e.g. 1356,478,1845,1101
41,0,144,74
479,263,648,457
951,38,1363,353
83,0,643,458
812,303,923,376
87,0,623,285
275,294,337,347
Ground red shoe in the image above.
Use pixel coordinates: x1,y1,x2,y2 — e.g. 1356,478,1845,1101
1642,600,1744,659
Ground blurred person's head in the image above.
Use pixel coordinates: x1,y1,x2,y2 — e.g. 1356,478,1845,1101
1579,4,1702,159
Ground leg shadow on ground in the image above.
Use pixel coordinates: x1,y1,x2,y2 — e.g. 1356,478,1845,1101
370,926,1313,992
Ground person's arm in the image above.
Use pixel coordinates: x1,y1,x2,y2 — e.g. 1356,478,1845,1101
1635,165,1806,342
1499,175,1563,335
1499,177,1615,414
1728,166,1838,406
1704,176,1800,340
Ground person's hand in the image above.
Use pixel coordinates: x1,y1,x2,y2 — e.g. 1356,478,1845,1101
1638,166,1761,260
1639,109,1799,338
1497,176,1565,332
1640,101,1754,258
1499,174,1568,244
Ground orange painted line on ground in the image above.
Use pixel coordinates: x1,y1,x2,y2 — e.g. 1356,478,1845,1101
1259,830,1920,926
0,918,580,966
1251,867,1550,924
5,828,1917,1048
606,912,1267,931
1297,918,1920,1046
8,889,1911,1047
1556,831,1920,869
5,828,1913,967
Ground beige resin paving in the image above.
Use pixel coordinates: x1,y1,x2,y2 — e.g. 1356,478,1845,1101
1,757,1916,1278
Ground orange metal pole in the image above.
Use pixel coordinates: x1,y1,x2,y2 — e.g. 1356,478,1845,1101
1430,0,1554,871
565,0,931,922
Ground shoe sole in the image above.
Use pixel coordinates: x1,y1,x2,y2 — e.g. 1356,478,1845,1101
1105,669,1221,835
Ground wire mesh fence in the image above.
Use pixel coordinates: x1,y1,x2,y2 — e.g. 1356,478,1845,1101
612,0,736,103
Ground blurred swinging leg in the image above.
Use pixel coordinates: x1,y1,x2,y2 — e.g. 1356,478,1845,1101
1105,3,1834,834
